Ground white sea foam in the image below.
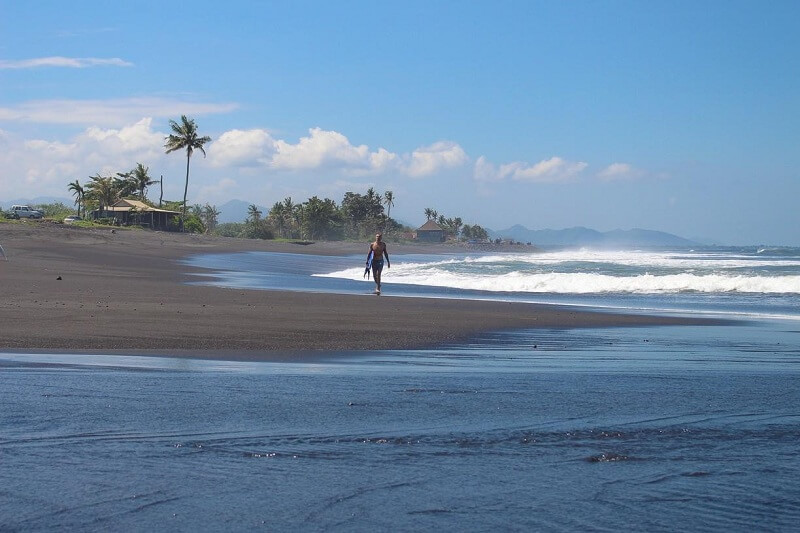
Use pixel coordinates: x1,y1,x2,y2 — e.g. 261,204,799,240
318,267,800,294
316,249,800,294
430,251,800,269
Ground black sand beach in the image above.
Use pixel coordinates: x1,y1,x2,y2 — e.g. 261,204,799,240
0,222,716,359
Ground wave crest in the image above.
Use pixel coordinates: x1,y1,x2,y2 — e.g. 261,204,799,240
317,268,800,295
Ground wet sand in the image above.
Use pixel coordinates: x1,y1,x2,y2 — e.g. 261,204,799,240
0,222,719,360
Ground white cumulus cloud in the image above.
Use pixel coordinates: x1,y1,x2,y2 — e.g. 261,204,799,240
271,128,373,171
81,118,165,157
406,141,468,177
474,155,587,183
0,118,170,195
369,148,400,174
215,127,466,178
597,162,645,181
209,129,276,167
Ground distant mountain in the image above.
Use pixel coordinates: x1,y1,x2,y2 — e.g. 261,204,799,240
217,199,270,224
1,196,74,208
488,225,697,247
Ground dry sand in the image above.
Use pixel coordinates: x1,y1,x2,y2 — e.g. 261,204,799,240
0,222,718,360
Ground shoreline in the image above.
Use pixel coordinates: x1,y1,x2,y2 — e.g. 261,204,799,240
0,223,724,360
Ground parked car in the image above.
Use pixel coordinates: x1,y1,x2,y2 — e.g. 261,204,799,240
2,207,20,219
10,205,43,219
63,215,82,224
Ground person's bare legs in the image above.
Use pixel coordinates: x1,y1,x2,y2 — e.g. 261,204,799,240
374,268,382,294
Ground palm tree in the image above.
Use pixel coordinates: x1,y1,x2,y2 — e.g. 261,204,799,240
67,179,85,217
424,207,434,220
113,171,137,198
203,203,220,234
452,216,463,238
283,197,297,237
269,201,287,237
365,187,383,219
164,115,211,230
292,203,304,239
86,174,117,215
383,190,394,219
132,163,157,200
247,204,262,223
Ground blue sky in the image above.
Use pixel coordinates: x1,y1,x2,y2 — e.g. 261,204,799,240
1,1,798,244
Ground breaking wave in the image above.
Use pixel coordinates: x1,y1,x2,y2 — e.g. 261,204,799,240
318,268,800,294
316,249,800,295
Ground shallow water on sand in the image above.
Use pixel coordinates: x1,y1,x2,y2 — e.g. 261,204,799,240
2,323,800,531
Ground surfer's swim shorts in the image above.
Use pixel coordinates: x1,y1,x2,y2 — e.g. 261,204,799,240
372,259,384,273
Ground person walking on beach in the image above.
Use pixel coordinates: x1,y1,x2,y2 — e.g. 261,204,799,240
368,233,390,294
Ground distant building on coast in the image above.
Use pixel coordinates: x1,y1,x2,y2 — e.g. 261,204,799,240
416,219,445,242
92,199,181,230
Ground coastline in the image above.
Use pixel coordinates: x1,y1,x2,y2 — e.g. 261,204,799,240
0,223,721,360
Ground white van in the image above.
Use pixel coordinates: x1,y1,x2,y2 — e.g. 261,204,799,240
11,205,43,219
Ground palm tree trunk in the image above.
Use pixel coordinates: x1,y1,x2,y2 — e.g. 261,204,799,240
182,151,190,231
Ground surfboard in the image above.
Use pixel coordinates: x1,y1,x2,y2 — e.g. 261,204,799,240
364,250,374,279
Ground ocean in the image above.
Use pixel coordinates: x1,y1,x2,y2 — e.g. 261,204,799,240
187,245,800,320
2,246,799,531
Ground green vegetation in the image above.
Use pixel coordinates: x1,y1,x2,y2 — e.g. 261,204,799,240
188,204,220,235
423,207,489,242
64,165,214,233
86,174,116,211
130,163,158,200
213,222,246,238
52,166,492,242
461,224,489,241
199,189,489,243
383,190,394,219
67,180,86,218
256,187,404,242
77,167,160,215
35,202,74,220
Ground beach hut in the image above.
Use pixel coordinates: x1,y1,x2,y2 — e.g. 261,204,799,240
95,199,181,230
416,219,445,243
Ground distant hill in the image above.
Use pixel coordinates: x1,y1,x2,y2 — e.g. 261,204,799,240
488,225,698,247
1,196,74,209
217,199,270,224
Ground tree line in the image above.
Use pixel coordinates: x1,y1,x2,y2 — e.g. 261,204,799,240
216,188,401,241
67,163,159,218
423,207,489,241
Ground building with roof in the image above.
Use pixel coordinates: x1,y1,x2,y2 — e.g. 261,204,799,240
93,199,181,230
416,219,445,242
